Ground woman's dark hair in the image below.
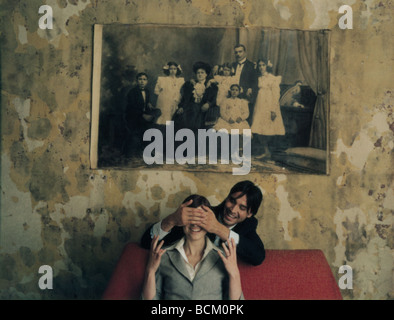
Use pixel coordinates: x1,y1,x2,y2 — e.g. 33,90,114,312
256,58,273,74
182,194,211,209
163,61,182,76
192,61,211,76
216,181,263,217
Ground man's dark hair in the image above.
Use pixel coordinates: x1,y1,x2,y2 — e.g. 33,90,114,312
234,44,246,51
216,180,263,217
136,72,148,80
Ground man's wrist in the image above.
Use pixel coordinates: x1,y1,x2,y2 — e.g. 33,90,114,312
217,223,230,241
161,215,175,232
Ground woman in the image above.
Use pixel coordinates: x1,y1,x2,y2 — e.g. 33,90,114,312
251,59,285,159
142,195,243,300
174,61,219,131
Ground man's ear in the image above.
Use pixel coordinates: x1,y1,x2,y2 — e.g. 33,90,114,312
246,210,253,219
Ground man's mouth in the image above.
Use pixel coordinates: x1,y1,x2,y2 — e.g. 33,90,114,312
224,210,237,221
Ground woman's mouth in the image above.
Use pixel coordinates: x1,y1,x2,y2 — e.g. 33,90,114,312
190,225,202,233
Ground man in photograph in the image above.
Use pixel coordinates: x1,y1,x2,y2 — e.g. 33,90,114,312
124,72,160,158
231,44,258,125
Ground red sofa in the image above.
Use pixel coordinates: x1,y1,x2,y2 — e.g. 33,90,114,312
102,242,342,300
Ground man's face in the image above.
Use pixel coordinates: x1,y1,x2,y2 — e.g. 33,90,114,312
222,191,252,227
234,46,246,62
137,75,148,89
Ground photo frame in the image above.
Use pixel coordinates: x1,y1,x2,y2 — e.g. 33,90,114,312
90,24,330,175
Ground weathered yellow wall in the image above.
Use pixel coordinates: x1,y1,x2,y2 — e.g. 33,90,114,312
0,0,392,299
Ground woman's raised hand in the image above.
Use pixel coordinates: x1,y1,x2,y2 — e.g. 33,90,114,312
218,238,240,277
147,235,166,273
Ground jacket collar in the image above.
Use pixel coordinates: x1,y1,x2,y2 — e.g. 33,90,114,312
165,237,221,283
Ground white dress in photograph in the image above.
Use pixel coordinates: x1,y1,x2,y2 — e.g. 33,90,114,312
214,97,250,132
251,73,285,136
154,76,184,125
213,75,239,107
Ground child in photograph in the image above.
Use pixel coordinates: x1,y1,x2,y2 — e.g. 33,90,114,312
212,62,238,108
214,84,250,161
251,59,285,159
154,62,184,126
214,84,250,133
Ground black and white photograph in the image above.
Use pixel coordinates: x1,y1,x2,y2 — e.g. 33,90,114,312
91,24,330,174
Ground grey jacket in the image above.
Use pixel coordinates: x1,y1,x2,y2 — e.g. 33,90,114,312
154,241,239,300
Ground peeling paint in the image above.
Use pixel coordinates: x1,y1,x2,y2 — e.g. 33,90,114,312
37,0,91,47
0,154,43,253
276,185,302,241
308,0,357,29
273,0,292,21
1,0,393,300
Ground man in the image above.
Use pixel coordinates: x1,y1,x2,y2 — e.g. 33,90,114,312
231,44,258,125
124,72,160,158
140,180,265,265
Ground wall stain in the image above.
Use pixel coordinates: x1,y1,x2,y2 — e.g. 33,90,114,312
0,0,393,300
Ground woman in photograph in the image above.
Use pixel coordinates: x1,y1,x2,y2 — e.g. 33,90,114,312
141,194,243,300
174,61,218,131
251,59,285,159
154,62,184,126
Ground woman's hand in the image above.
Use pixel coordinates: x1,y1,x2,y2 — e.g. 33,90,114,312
218,238,242,300
146,235,166,274
142,235,166,300
201,103,210,112
218,238,239,278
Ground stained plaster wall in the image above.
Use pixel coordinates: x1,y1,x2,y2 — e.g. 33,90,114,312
0,0,392,300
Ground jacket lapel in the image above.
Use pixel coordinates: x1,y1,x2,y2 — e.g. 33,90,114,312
193,250,221,282
166,250,192,283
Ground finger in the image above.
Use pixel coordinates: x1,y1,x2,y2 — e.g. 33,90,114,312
158,248,167,257
156,239,165,252
151,235,159,250
201,205,213,213
180,199,193,208
222,242,230,257
231,238,237,252
217,250,226,261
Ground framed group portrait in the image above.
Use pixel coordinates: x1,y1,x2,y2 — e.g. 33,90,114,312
90,24,330,175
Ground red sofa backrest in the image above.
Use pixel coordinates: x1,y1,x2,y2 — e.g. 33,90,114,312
102,242,342,300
